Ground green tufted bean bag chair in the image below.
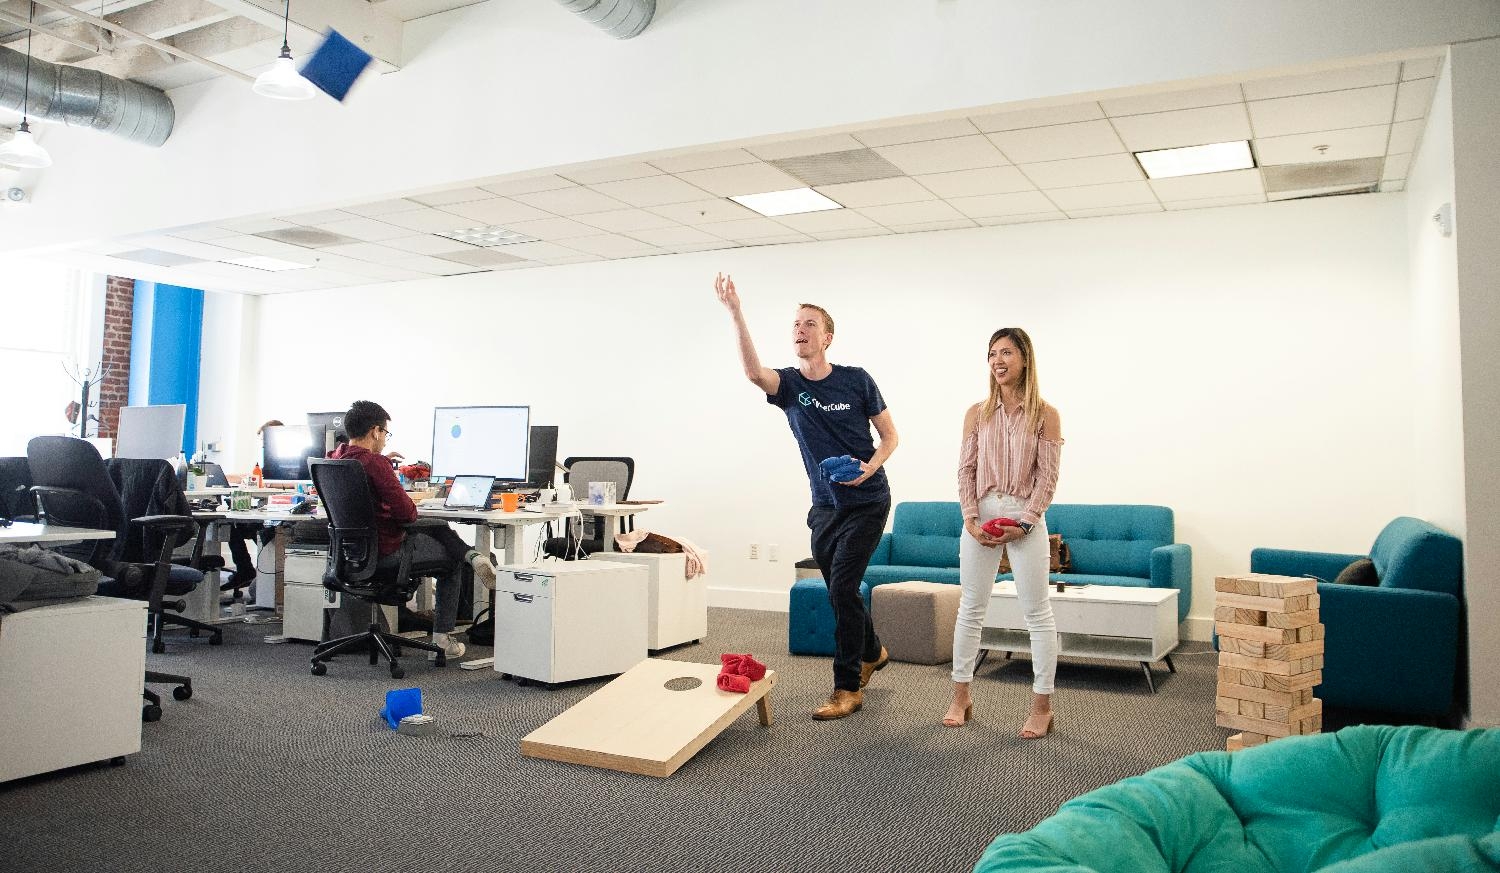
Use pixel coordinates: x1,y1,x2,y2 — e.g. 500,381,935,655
975,725,1500,873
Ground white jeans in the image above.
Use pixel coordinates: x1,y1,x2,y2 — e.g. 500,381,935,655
952,493,1057,694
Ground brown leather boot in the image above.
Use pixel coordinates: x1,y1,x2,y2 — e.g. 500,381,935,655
860,646,890,688
812,689,863,720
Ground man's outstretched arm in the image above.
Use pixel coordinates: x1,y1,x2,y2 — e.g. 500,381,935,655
715,272,780,395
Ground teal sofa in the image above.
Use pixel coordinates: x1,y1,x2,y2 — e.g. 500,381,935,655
1251,517,1463,718
975,725,1500,873
863,502,1192,621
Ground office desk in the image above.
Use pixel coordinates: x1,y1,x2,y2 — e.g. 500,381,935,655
192,509,323,617
184,486,291,500
0,522,116,544
521,503,654,552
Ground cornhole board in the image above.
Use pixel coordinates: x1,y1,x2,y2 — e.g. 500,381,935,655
520,658,776,777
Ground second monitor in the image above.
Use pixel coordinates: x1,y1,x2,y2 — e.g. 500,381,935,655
430,406,530,482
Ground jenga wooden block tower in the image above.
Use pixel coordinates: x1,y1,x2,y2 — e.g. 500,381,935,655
1214,573,1324,750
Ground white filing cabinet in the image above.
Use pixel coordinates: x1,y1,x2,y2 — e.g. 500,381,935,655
0,596,146,782
492,560,648,684
282,550,330,642
600,551,708,650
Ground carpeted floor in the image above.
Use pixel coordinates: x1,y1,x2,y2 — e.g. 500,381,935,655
1,607,1235,873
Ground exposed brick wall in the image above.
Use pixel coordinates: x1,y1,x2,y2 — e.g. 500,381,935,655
97,276,135,440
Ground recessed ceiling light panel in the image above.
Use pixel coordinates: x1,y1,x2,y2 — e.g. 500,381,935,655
436,225,540,247
729,188,844,217
1135,141,1255,179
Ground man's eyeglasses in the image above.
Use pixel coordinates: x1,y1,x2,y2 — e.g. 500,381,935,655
378,426,393,438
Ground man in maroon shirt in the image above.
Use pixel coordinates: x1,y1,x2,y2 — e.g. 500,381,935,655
330,400,496,659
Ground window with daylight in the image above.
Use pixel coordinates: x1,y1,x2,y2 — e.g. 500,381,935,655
0,259,99,455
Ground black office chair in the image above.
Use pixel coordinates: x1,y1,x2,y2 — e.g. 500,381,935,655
308,458,450,679
545,456,635,558
1,456,33,522
26,436,201,721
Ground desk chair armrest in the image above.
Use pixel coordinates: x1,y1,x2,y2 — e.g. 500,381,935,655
29,485,108,527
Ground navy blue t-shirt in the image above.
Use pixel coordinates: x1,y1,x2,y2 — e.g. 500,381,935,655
767,364,891,508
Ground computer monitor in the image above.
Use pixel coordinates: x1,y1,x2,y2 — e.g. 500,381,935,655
262,424,316,482
528,425,559,488
306,411,347,456
115,404,186,460
430,406,530,482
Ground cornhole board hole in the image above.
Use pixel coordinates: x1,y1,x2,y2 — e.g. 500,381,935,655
520,658,776,777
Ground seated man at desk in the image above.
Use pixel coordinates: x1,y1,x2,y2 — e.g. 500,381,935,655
331,400,496,658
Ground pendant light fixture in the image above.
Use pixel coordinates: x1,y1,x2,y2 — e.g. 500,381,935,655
252,0,316,101
0,1,53,169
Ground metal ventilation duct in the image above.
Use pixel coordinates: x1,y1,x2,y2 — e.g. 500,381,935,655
1,45,174,147
554,0,655,39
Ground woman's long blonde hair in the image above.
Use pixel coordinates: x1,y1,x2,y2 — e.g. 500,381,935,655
980,327,1043,433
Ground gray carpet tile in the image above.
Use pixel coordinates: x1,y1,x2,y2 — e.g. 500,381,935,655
1,606,1232,873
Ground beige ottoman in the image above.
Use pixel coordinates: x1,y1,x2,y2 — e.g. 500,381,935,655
872,581,962,665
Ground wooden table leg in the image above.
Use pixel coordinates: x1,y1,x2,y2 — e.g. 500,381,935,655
756,692,773,726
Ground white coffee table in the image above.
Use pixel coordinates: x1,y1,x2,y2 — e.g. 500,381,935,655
980,581,1179,692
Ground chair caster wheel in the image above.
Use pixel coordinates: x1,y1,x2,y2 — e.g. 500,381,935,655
516,678,530,687
209,634,223,646
111,756,127,766
151,640,166,654
172,685,192,701
435,655,447,668
143,704,162,722
499,673,511,680
311,662,327,676
390,665,405,679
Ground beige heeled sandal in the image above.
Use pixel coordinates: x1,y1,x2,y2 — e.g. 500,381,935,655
942,702,973,728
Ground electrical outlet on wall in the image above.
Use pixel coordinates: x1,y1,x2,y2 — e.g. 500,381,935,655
748,543,759,560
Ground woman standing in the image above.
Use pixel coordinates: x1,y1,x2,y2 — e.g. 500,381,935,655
945,328,1063,737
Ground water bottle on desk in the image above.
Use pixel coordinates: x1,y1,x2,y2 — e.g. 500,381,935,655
249,463,262,489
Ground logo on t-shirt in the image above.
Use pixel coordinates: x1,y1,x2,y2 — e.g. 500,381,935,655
799,391,851,412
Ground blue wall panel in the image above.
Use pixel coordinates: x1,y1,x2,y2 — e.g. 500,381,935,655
129,282,204,455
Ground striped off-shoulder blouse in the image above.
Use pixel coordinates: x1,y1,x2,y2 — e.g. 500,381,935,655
957,400,1063,526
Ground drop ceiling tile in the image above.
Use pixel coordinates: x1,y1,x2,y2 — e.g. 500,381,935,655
499,216,601,241
559,163,663,185
1101,84,1245,117
1261,157,1382,193
986,120,1124,164
540,254,604,265
217,218,297,234
318,242,419,263
1382,153,1411,181
1387,119,1423,153
408,187,493,207
741,234,814,247
974,212,1068,226
1148,168,1263,201
1111,104,1253,152
887,219,978,234
676,162,803,197
873,135,1009,174
852,118,981,148
564,234,664,258
1241,62,1400,100
325,261,429,282
857,200,966,226
1045,181,1156,211
512,186,631,215
813,177,937,208
1019,153,1144,188
1163,194,1266,210
166,225,240,242
111,249,207,267
1394,77,1437,122
770,209,882,234
1254,125,1389,166
1248,85,1396,138
647,199,759,224
479,175,577,196
387,256,488,276
314,217,410,243
134,237,247,261
667,240,738,253
441,198,554,226
1266,184,1371,201
970,102,1104,133
768,149,904,186
1401,57,1442,80
377,208,474,234
493,241,584,260
1064,204,1164,219
700,217,797,241
946,190,1059,217
648,148,760,174
573,208,681,233
383,235,479,256
624,225,725,246
912,166,1035,198
810,227,894,241
435,248,529,267
747,134,866,161
212,235,320,258
281,209,360,226
342,198,424,217
590,175,711,207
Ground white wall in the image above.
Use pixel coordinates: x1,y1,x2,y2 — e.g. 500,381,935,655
231,194,1412,636
0,259,98,454
5,0,1497,253
1450,38,1500,727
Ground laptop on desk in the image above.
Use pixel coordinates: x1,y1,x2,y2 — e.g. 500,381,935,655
442,475,496,511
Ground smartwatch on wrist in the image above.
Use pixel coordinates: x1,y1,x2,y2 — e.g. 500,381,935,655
1017,521,1034,535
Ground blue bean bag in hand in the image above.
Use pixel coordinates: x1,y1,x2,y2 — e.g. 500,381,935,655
818,455,863,483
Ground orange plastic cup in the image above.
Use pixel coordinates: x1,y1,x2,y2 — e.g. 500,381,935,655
500,491,520,512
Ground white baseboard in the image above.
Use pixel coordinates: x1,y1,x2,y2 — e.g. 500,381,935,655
707,586,788,612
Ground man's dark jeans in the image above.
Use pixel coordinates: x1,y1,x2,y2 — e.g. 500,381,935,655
808,499,890,692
